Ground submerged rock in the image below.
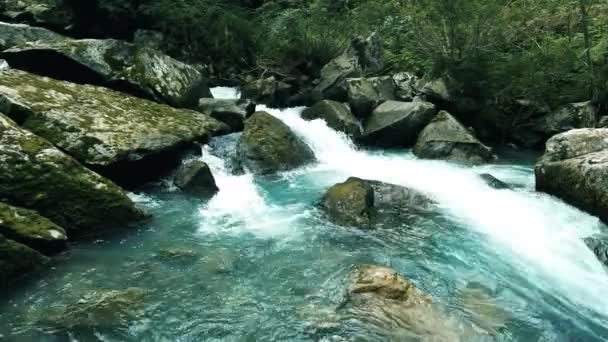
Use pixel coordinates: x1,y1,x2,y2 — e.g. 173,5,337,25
346,76,395,117
238,111,315,174
414,111,495,164
535,129,608,223
301,100,362,137
1,35,212,107
0,21,64,50
359,100,437,147
196,98,256,132
0,233,49,287
0,113,144,236
479,173,510,190
174,160,219,198
321,177,433,229
0,69,228,186
207,132,244,175
0,202,67,254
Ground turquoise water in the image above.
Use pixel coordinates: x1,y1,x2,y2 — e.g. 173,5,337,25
1,89,608,341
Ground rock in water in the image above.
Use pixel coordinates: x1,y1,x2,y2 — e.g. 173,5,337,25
536,129,608,223
196,98,256,132
301,100,362,137
0,69,229,186
414,111,495,164
174,160,219,198
321,177,433,229
0,113,144,236
207,132,244,175
359,100,437,147
584,236,608,267
0,234,49,287
237,112,315,174
0,202,67,254
1,34,212,108
0,21,65,51
479,173,510,190
346,76,395,118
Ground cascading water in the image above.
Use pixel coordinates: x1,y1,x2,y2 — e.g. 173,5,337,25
2,88,608,341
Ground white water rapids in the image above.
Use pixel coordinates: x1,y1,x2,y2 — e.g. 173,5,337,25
203,88,608,325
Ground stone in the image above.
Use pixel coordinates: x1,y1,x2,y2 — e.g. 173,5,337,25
584,236,608,267
479,173,510,190
414,111,495,164
0,202,67,254
0,113,144,236
0,69,229,186
420,77,452,104
1,36,212,108
237,112,315,174
0,21,64,50
346,76,395,117
174,160,219,198
301,100,362,137
359,100,437,147
0,233,48,287
207,132,244,175
535,128,608,223
0,1,74,32
392,72,420,102
240,76,292,108
196,98,256,132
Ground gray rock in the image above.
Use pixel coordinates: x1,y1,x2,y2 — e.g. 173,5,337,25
197,98,256,132
240,76,292,108
420,77,452,103
392,72,420,101
301,100,362,137
0,59,7,70
0,233,49,288
414,111,495,164
238,112,315,174
0,1,74,31
535,128,608,223
0,21,64,50
584,236,608,267
174,160,219,198
480,173,510,190
208,132,244,175
360,100,437,147
346,76,395,117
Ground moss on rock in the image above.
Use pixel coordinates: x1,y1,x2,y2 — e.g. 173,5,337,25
0,233,49,287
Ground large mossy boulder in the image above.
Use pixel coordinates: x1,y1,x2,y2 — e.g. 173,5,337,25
173,160,219,198
313,33,383,102
0,113,144,236
196,98,256,132
0,21,64,50
0,202,67,254
359,100,437,147
346,76,395,117
535,128,608,223
321,177,433,229
237,111,315,174
301,100,362,137
1,36,212,108
0,69,229,186
240,76,293,108
414,111,495,164
0,233,49,287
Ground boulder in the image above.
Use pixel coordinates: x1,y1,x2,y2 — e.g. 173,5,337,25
0,233,49,287
479,173,510,190
237,112,315,174
414,111,495,164
349,265,432,302
0,113,144,236
196,98,256,132
346,76,395,117
174,160,219,198
0,21,64,50
597,116,608,128
321,177,433,229
513,101,597,149
301,100,362,137
535,128,608,223
584,236,608,267
207,132,244,175
1,36,212,108
0,202,67,254
0,1,74,32
313,33,383,101
359,100,437,147
0,69,229,186
420,77,451,104
39,287,146,329
392,72,419,102
240,76,292,108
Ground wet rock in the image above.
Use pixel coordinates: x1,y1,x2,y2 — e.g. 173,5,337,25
156,247,199,263
584,236,608,267
240,76,292,108
174,160,219,198
346,76,395,118
313,33,383,101
414,111,495,164
301,100,362,137
456,282,509,335
0,202,67,254
479,174,510,190
392,72,420,102
535,128,608,223
0,1,74,32
0,233,49,287
0,21,64,50
1,35,212,108
237,111,315,174
207,132,244,175
359,100,437,147
321,177,433,229
0,69,229,187
39,288,146,329
196,98,256,132
0,113,144,236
